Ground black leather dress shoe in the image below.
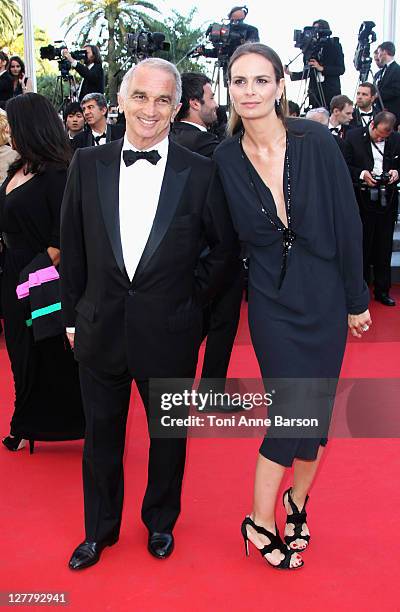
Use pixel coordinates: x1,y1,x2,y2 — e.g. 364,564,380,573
375,293,396,306
68,537,118,570
148,532,174,559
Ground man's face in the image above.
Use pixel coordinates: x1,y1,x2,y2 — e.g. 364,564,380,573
370,122,392,143
0,58,7,72
118,65,181,149
66,111,84,132
374,50,383,69
335,103,354,125
81,100,106,127
198,83,218,127
377,47,387,65
230,9,246,22
356,86,375,110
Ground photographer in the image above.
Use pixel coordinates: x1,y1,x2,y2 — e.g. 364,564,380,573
374,42,400,127
285,19,345,109
62,45,104,101
344,111,400,306
227,6,259,43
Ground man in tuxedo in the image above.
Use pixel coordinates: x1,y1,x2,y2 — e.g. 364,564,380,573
350,82,377,128
0,52,13,110
328,94,354,140
344,111,400,306
72,93,124,150
64,102,84,141
171,72,243,411
62,44,104,101
60,58,238,569
374,42,400,127
285,19,345,109
170,73,219,157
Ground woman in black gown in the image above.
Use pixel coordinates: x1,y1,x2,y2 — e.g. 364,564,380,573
0,93,84,452
213,44,371,570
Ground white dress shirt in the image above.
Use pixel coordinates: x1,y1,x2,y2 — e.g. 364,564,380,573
119,134,169,281
91,128,107,146
371,140,385,176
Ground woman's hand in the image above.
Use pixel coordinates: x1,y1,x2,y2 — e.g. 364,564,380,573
47,246,60,267
348,309,372,338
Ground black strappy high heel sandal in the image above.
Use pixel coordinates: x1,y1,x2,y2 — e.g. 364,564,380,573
241,516,303,570
283,487,310,551
2,436,35,454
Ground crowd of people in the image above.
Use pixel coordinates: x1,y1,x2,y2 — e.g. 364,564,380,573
0,10,399,573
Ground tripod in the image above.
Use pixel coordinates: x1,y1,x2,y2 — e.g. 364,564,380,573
211,57,229,107
52,73,78,117
297,65,327,113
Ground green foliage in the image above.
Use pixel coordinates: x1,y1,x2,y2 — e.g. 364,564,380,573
0,0,22,49
37,75,59,101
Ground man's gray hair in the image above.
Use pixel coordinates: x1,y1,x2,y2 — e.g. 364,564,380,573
81,92,107,110
305,107,330,124
119,58,182,107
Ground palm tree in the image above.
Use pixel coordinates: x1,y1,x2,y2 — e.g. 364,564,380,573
62,0,160,103
0,0,22,49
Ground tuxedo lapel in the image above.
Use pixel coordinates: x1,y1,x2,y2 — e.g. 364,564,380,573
362,129,374,168
134,141,191,279
96,139,126,276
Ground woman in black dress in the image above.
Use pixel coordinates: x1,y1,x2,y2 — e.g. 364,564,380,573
0,93,84,452
8,56,33,97
213,44,371,570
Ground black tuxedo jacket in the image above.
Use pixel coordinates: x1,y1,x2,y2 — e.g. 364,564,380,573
374,61,400,123
343,126,400,209
0,72,13,109
75,62,105,100
291,38,345,108
71,123,125,150
350,107,376,129
170,122,219,158
60,138,239,377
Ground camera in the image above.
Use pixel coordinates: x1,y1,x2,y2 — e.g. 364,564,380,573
370,172,391,207
126,31,170,59
293,25,331,63
40,44,87,80
353,21,376,81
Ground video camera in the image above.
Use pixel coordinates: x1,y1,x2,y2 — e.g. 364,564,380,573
189,20,248,67
40,43,87,79
293,25,332,63
353,21,376,81
126,31,170,60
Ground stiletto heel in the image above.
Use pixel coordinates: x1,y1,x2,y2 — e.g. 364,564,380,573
29,440,35,454
240,516,303,570
283,488,310,551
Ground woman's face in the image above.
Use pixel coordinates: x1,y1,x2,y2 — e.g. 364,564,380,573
229,53,285,122
10,61,22,77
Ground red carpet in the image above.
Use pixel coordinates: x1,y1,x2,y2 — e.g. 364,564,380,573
1,289,399,611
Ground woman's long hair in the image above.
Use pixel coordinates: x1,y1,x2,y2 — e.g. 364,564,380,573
6,93,71,175
8,55,25,80
227,43,288,136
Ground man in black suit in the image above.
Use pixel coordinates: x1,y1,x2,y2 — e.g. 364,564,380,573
344,111,400,306
350,82,377,128
0,52,13,110
328,94,354,140
170,73,219,157
285,19,345,109
61,58,238,569
62,44,104,101
171,72,243,410
72,93,124,150
374,42,400,127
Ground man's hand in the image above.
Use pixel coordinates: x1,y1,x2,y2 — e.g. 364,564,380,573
47,246,60,267
388,169,399,184
363,171,377,187
66,331,75,349
348,309,372,338
308,59,323,72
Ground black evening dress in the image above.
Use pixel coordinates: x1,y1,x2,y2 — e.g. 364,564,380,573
213,118,369,467
0,167,85,441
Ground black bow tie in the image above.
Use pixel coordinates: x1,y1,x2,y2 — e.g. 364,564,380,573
93,133,106,145
123,149,161,166
360,112,373,116
329,127,341,134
